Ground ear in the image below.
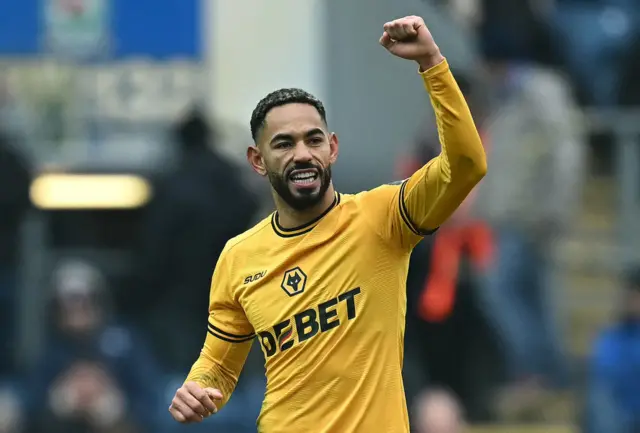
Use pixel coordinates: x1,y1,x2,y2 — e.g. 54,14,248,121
328,132,339,165
247,145,267,176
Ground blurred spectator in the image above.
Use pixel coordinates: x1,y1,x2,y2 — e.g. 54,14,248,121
401,74,502,421
551,0,638,106
476,57,585,418
134,107,259,373
0,132,31,376
585,267,640,433
400,73,492,326
413,387,466,433
27,259,162,433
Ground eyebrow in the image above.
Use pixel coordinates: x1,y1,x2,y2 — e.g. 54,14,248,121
269,128,325,145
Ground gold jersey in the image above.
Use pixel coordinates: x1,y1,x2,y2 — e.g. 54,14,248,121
185,59,487,433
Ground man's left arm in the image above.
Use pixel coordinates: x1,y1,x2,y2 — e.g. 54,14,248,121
361,16,486,250
401,57,487,234
380,16,487,235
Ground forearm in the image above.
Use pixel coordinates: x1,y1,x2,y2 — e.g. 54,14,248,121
403,58,487,230
185,354,238,409
184,333,252,409
423,57,486,184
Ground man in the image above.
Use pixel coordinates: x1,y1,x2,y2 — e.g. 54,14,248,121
135,107,258,372
585,267,640,433
169,15,486,433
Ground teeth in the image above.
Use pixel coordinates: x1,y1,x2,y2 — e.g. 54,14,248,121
294,178,314,184
291,172,317,180
291,172,318,184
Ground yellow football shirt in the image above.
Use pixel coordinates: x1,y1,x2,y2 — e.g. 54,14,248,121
185,59,486,433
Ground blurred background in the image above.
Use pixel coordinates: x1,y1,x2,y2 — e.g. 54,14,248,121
0,0,639,432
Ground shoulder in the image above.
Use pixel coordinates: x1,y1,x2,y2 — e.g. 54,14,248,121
222,214,273,257
348,181,404,207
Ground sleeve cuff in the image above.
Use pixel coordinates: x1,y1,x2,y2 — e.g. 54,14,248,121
418,58,449,79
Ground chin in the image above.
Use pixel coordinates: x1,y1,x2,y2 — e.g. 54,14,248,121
288,181,321,197
287,190,323,211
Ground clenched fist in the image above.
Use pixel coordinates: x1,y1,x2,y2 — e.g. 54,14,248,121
379,16,444,70
168,381,223,424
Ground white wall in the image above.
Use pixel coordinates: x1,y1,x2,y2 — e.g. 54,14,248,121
204,0,326,136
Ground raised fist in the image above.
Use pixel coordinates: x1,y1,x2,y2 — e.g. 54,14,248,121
379,16,444,70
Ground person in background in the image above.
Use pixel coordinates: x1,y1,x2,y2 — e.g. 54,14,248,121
474,28,585,418
27,259,163,433
401,73,493,325
585,267,640,433
413,388,466,433
134,106,259,374
400,75,496,419
0,132,31,377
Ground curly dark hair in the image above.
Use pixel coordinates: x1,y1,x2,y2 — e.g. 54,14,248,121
250,88,327,142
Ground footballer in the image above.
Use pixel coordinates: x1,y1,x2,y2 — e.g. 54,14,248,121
168,15,487,433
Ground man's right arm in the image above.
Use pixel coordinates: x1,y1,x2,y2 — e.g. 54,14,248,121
184,321,254,407
169,247,255,423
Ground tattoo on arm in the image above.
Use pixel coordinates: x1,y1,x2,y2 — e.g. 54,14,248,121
191,370,219,387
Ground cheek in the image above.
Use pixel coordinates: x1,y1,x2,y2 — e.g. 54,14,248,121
314,148,333,166
264,156,287,174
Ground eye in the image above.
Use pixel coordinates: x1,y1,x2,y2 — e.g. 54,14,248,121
274,141,293,149
308,136,324,145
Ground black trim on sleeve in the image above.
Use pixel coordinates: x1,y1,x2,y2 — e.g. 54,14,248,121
398,180,438,236
207,321,255,343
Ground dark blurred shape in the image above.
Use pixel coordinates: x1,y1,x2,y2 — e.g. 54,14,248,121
27,259,162,433
0,132,31,376
479,0,558,66
584,266,640,433
551,0,638,106
618,35,640,106
621,267,640,323
134,106,259,372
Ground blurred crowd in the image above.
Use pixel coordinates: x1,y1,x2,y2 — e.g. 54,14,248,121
1,0,640,432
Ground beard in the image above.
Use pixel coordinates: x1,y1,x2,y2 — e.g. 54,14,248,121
267,162,332,211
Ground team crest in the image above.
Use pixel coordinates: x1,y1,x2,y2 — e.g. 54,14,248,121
281,267,307,297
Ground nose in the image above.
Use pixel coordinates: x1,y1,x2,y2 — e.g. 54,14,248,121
292,141,313,163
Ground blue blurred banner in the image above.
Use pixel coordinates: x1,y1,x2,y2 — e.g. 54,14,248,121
44,0,111,59
0,0,202,59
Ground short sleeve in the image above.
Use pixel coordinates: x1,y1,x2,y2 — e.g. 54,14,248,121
206,249,255,343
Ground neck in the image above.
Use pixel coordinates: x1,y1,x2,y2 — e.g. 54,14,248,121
274,184,336,229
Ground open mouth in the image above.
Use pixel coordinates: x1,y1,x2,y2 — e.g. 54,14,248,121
289,169,319,186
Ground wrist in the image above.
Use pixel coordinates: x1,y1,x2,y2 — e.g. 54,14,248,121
417,51,445,72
